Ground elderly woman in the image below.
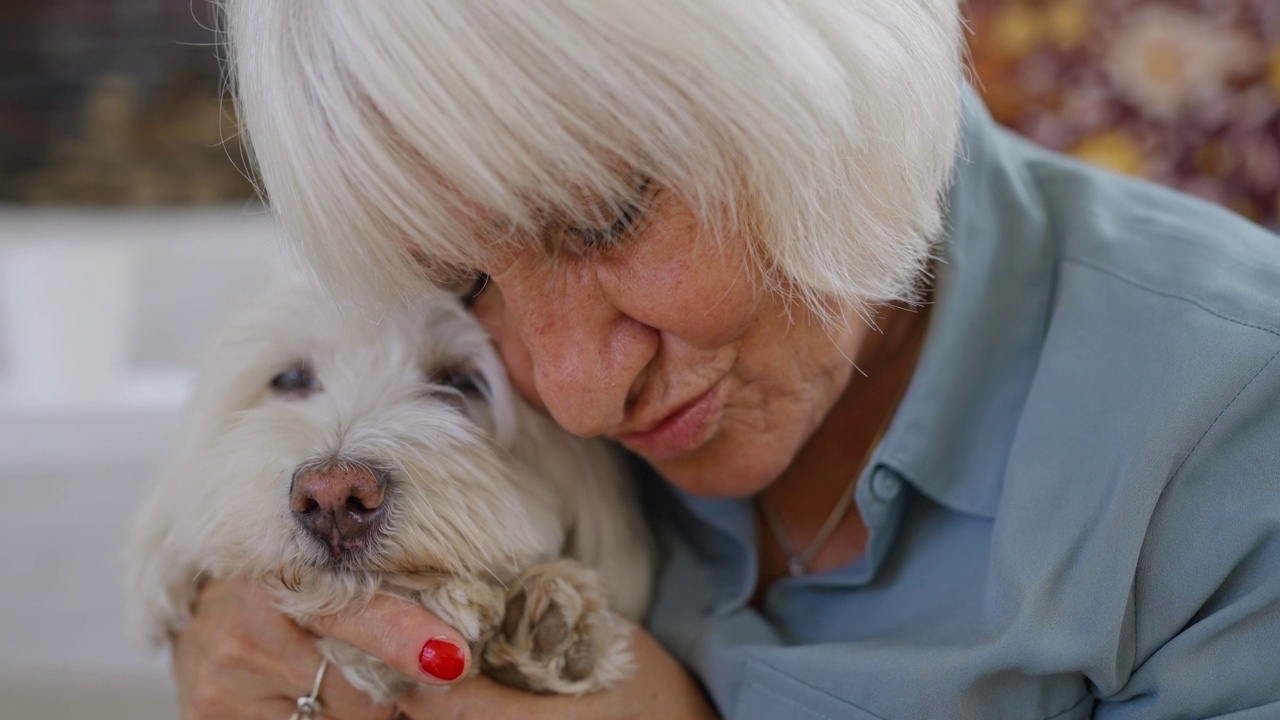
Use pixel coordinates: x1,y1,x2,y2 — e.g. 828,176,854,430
175,1,1280,718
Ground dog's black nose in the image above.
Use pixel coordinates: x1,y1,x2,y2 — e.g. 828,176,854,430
290,464,388,559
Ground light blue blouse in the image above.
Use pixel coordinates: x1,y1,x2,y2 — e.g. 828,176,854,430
638,89,1280,719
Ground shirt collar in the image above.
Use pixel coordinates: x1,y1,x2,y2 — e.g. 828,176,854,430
874,87,1059,519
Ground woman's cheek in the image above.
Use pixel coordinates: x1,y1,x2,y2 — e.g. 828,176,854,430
470,287,546,411
607,226,763,348
497,335,544,410
637,273,759,349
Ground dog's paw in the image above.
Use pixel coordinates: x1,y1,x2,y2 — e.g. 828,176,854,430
481,560,633,694
410,574,507,649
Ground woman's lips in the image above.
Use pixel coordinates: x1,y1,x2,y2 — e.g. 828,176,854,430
617,384,721,460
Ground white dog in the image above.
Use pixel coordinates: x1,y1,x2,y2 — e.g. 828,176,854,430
127,282,653,701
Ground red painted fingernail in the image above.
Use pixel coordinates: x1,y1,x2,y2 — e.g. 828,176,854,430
419,638,465,681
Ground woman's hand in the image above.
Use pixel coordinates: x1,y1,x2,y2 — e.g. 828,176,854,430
172,577,470,719
174,577,717,720
394,628,720,720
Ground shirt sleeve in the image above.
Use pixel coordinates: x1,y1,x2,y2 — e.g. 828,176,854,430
1095,350,1280,718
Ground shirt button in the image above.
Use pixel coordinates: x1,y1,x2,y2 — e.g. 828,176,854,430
870,469,902,503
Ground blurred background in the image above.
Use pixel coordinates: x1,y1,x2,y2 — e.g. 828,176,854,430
0,2,280,718
0,1,1276,718
966,0,1279,227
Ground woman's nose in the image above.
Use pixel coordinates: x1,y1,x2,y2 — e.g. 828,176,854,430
485,263,657,437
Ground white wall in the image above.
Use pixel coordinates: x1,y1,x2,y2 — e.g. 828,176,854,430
0,206,288,719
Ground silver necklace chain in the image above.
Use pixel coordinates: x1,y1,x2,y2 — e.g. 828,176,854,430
759,470,863,577
758,421,891,578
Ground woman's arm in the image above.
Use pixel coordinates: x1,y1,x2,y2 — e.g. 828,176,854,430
1093,355,1280,718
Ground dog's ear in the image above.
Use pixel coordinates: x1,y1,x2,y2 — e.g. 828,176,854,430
424,298,521,445
471,345,520,448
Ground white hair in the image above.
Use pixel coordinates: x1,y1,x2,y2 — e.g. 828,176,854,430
222,0,963,315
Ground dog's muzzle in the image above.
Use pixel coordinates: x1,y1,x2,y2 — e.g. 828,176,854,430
289,463,389,561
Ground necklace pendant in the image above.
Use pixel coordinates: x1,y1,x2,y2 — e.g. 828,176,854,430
786,556,807,577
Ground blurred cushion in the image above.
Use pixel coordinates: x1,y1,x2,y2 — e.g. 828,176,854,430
965,0,1280,229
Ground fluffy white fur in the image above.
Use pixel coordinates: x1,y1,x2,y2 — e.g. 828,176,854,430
220,0,964,319
127,282,654,699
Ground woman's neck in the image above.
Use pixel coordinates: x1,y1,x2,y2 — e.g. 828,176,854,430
754,299,931,596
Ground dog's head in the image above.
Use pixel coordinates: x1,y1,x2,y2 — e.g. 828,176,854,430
147,283,567,602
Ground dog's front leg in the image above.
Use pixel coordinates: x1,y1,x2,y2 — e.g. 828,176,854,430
481,560,635,695
407,573,508,653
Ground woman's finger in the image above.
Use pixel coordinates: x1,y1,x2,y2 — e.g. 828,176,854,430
217,583,398,719
258,700,379,720
174,578,396,720
288,651,399,720
305,592,472,686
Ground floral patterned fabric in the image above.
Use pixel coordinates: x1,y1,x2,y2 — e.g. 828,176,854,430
965,0,1280,229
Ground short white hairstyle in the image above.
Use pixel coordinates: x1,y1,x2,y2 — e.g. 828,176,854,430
222,0,963,315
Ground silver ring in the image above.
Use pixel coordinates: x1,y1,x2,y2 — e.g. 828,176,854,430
289,658,329,720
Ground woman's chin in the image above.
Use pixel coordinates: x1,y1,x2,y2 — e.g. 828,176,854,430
645,441,788,500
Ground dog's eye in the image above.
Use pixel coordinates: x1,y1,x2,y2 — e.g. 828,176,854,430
429,367,485,397
270,364,318,396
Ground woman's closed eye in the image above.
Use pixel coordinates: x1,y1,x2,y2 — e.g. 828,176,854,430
460,273,489,309
453,174,655,308
572,174,654,251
